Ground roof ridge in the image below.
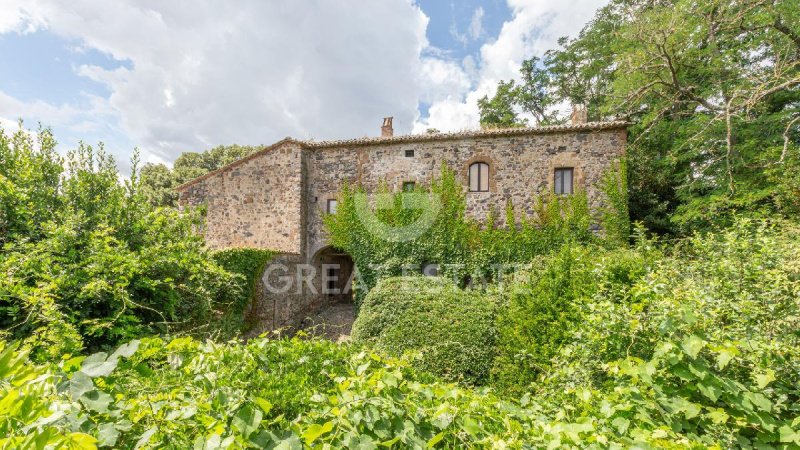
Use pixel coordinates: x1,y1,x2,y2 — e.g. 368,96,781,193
175,121,628,191
174,137,301,191
303,120,628,148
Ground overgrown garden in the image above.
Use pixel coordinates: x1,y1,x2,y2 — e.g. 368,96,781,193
0,125,273,360
2,0,800,447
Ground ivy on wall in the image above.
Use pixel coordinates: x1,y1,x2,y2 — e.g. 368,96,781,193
324,162,629,305
211,248,276,337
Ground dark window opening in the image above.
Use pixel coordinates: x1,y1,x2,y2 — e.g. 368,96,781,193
554,168,574,195
405,149,415,157
402,182,416,192
326,267,337,291
468,162,489,192
326,199,338,214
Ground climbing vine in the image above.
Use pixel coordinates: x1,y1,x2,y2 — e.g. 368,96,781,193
211,248,276,337
324,162,629,304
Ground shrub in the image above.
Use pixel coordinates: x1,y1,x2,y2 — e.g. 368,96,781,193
3,220,799,450
351,276,498,385
0,124,244,358
492,239,656,394
0,337,353,449
535,218,800,447
0,336,562,448
491,243,653,394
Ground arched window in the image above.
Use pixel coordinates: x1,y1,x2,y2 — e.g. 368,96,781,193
468,162,489,192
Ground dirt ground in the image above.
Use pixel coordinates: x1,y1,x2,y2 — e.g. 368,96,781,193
299,302,355,343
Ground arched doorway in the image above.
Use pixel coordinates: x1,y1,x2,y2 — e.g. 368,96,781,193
312,246,354,304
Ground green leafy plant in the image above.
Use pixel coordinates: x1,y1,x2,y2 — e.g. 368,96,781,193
211,248,276,337
324,164,619,305
535,218,800,447
0,124,250,358
491,243,652,394
351,276,498,385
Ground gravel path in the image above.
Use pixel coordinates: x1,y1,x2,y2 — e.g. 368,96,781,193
299,302,355,343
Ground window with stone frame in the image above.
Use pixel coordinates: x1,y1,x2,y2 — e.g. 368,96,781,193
468,162,490,192
402,181,416,192
554,168,574,195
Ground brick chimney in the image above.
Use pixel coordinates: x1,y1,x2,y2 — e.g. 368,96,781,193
381,117,394,137
570,104,588,125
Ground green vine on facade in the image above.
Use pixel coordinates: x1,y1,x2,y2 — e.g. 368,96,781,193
324,162,630,303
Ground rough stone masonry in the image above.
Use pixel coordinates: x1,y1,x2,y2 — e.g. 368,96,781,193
177,112,627,333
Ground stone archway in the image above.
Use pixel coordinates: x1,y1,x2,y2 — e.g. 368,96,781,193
302,246,356,341
312,246,354,304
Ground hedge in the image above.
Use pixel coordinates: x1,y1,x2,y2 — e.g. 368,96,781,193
351,276,498,385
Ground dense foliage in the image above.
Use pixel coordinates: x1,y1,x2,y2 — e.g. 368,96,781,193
324,164,626,304
211,248,277,335
491,242,652,394
139,144,262,207
479,0,800,235
352,277,498,385
537,219,800,447
2,220,797,448
3,1,800,446
0,125,264,359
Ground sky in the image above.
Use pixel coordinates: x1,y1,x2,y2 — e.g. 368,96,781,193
0,0,607,170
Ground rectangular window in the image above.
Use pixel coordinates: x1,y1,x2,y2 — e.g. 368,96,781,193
554,168,574,195
469,166,479,192
326,267,337,291
402,182,415,192
326,199,338,214
405,149,415,157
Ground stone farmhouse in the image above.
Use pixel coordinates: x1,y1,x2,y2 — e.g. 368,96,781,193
176,110,627,332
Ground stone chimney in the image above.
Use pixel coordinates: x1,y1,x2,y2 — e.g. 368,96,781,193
381,117,394,137
570,104,588,125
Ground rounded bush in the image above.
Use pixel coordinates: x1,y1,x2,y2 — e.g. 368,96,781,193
351,276,497,385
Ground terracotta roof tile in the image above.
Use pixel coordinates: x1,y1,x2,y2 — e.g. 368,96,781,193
305,121,628,148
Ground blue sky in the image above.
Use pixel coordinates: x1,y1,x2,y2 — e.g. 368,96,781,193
416,0,509,117
0,0,605,169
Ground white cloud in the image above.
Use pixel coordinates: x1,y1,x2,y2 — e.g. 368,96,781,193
0,90,111,135
0,0,42,33
469,7,485,41
417,57,472,105
416,0,607,132
0,117,22,132
2,0,429,164
450,6,485,46
1,0,608,167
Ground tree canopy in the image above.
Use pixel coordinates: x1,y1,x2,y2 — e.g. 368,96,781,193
140,144,262,207
479,0,800,234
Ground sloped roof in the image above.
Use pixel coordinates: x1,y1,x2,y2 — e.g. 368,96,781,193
175,121,628,191
304,121,628,148
175,137,302,191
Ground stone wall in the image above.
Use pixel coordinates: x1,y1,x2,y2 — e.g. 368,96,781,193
244,252,312,336
178,125,627,334
304,127,626,258
178,140,305,253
